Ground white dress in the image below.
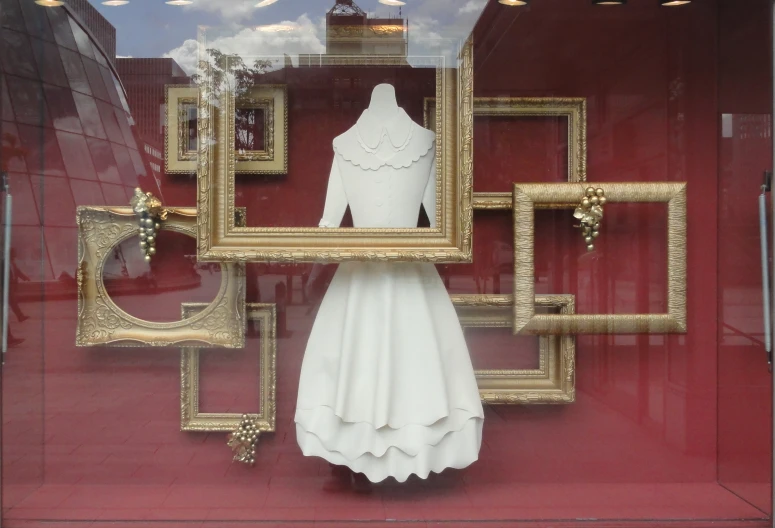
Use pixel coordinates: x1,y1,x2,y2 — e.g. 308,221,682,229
294,107,484,483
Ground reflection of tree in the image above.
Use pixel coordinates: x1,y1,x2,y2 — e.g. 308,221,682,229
192,49,275,151
1,133,26,173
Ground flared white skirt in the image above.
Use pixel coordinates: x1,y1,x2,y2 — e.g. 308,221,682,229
295,262,484,483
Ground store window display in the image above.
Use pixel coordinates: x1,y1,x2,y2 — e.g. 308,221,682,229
0,0,773,526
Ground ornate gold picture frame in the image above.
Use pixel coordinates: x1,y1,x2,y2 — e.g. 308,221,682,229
234,84,287,174
76,207,246,348
453,294,575,404
165,85,198,174
165,85,287,174
424,96,587,210
513,182,687,334
180,303,277,432
197,35,474,263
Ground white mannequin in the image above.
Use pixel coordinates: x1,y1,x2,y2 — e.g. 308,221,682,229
367,84,400,121
295,84,484,484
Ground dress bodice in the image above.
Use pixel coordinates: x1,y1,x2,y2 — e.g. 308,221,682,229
318,108,437,229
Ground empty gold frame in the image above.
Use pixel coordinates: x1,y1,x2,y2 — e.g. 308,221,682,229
76,207,246,348
165,85,287,174
197,39,474,263
512,182,688,335
452,294,575,404
180,303,277,432
166,85,199,174
424,96,587,210
234,85,287,174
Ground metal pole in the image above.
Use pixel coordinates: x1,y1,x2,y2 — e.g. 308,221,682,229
770,3,775,525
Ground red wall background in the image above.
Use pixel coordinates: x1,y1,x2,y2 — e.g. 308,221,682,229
1,0,773,524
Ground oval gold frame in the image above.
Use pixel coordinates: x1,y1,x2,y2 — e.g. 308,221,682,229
76,206,246,348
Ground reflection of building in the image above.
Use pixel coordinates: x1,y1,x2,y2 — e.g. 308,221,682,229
0,0,153,281
326,0,407,56
116,58,189,176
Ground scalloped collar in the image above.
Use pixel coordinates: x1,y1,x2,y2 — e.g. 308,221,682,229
355,107,413,152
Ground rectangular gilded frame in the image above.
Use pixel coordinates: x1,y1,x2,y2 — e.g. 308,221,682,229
180,302,276,432
165,85,198,174
197,36,474,263
76,207,246,348
513,182,688,334
424,96,587,210
165,85,287,174
234,84,287,174
453,294,576,404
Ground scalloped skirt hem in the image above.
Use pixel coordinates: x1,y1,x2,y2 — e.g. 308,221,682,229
295,412,483,483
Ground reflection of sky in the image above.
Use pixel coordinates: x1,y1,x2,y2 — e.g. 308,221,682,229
93,0,485,73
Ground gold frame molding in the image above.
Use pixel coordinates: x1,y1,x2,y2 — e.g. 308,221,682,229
234,85,287,174
76,206,246,347
453,294,575,404
165,85,198,174
180,302,277,432
197,36,474,263
165,85,287,174
512,182,688,334
424,96,587,210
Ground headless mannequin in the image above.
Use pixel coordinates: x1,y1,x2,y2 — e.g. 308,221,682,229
367,84,399,122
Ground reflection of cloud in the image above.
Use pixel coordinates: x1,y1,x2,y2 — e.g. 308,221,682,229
255,0,279,7
458,0,486,14
183,0,259,20
164,14,325,75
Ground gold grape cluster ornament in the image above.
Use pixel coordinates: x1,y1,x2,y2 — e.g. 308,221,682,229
227,415,260,466
130,188,167,262
574,186,607,252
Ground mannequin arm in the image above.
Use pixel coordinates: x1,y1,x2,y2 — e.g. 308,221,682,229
422,156,437,228
318,157,348,228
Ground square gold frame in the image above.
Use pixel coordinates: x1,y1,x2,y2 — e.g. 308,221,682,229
513,182,688,335
180,302,277,432
165,85,198,174
76,207,246,348
453,294,576,404
424,96,587,211
197,38,474,263
165,85,287,174
234,85,287,174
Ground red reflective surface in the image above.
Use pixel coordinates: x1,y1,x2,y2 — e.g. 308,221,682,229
0,0,772,526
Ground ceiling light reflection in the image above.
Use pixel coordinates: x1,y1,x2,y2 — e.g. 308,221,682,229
35,0,64,5
102,0,129,5
379,0,406,5
166,0,193,4
256,0,279,7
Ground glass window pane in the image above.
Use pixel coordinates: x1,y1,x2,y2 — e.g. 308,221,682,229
19,0,54,44
6,171,41,226
92,42,110,69
82,58,110,103
45,5,78,52
59,48,92,96
67,17,95,61
43,85,83,135
56,130,98,181
1,75,15,122
72,92,106,140
6,75,50,127
0,28,39,80
86,137,120,184
110,143,138,187
127,147,147,180
32,38,69,88
69,179,105,206
100,182,128,205
16,123,67,178
114,108,137,150
0,0,25,33
30,174,75,227
100,65,123,109
1,122,28,173
96,99,125,145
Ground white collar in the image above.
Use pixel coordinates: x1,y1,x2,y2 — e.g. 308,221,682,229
355,107,414,151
